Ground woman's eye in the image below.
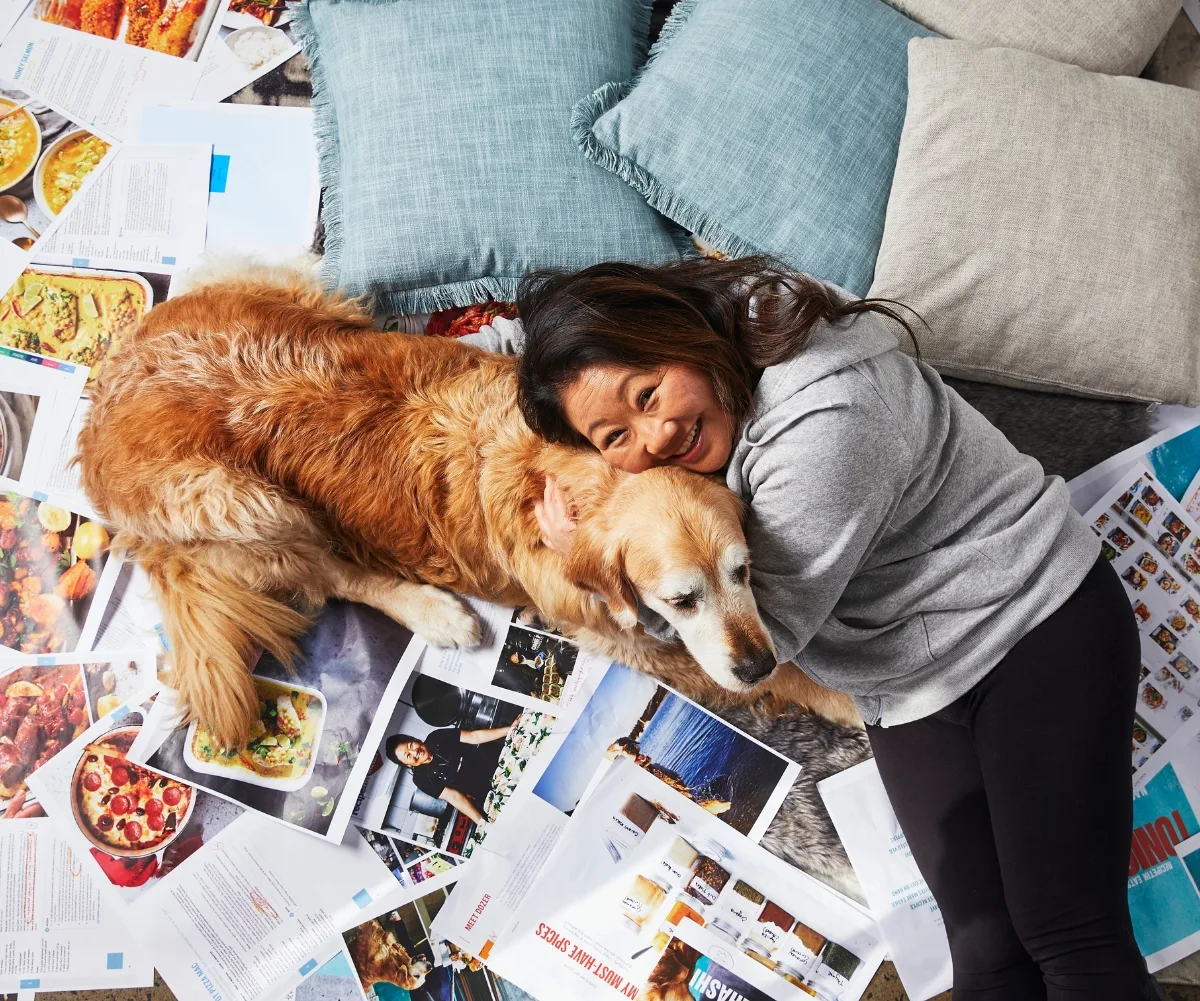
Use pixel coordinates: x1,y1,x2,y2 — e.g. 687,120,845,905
603,429,626,448
637,387,654,410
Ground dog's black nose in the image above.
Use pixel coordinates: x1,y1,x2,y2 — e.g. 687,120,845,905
732,649,776,686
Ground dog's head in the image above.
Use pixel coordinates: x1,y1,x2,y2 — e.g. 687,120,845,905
349,922,431,990
566,465,777,690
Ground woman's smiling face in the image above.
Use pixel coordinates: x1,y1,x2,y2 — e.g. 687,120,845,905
560,363,736,474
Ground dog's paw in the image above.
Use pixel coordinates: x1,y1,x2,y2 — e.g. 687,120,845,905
412,588,482,649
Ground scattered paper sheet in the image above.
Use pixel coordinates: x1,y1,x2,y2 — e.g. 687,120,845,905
359,825,461,891
195,7,300,103
26,701,402,1001
818,759,951,1001
34,142,211,274
352,661,561,859
421,598,603,713
130,602,425,844
90,561,165,654
0,0,231,141
0,647,156,819
135,102,319,261
431,661,803,959
490,758,885,1001
0,480,121,656
0,817,153,990
0,82,121,293
0,345,86,491
1080,461,1200,769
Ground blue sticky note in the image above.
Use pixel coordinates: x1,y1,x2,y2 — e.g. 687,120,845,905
352,889,371,908
36,655,54,666
72,257,89,268
31,491,47,502
210,154,230,193
161,256,176,265
298,959,318,976
20,979,40,989
106,953,124,970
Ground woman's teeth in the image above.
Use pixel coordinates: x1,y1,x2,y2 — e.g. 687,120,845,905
673,420,700,458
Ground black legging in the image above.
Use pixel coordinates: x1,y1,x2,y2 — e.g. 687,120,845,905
867,556,1162,1000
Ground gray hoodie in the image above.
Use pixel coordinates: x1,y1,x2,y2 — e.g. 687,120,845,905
461,312,1098,726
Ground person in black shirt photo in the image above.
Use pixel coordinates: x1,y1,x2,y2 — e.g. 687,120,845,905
385,724,514,825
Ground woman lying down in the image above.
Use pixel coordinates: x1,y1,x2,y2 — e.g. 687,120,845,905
461,256,1158,1001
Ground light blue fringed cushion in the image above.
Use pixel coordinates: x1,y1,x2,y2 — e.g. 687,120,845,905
293,0,683,313
573,0,938,297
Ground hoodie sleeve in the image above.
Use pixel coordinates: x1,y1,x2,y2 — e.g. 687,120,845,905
458,316,526,355
744,393,911,666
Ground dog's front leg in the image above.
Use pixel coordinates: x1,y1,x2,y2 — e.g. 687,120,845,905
324,559,481,649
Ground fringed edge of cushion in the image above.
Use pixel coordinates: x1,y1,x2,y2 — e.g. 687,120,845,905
374,276,521,316
570,82,763,262
290,0,344,293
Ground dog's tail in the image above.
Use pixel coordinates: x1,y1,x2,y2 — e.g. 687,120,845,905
138,541,314,749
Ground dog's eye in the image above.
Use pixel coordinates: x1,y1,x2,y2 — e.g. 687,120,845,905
668,592,699,612
732,563,750,586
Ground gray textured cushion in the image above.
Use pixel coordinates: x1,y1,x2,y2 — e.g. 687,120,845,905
884,0,1178,75
293,0,682,314
869,38,1200,406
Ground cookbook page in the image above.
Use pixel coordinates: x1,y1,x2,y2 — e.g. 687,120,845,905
1082,461,1200,770
0,81,120,292
431,661,802,958
194,3,299,102
0,0,231,141
417,598,606,712
492,758,884,1001
0,480,121,656
351,661,559,860
130,601,426,844
25,701,403,1001
0,344,86,492
135,103,320,262
33,142,210,273
818,759,951,1001
0,817,152,990
0,647,155,819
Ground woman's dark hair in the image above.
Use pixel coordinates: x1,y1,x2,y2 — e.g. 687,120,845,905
515,255,919,446
384,733,424,765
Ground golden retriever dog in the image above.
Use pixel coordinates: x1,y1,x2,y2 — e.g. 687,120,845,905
77,259,859,747
638,939,700,1001
345,919,432,992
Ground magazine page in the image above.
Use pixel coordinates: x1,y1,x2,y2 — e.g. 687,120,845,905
491,758,884,1001
430,661,803,959
0,0,231,141
0,344,86,490
135,103,320,261
33,142,210,273
195,3,299,102
0,481,121,656
817,759,951,1001
352,663,559,859
128,601,426,843
418,599,605,712
0,647,155,819
358,825,461,891
90,561,165,653
1082,461,1200,769
0,81,121,293
0,817,152,990
1125,757,1200,972
25,701,403,1001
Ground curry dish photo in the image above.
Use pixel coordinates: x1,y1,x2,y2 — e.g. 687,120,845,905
0,268,151,378
0,100,41,192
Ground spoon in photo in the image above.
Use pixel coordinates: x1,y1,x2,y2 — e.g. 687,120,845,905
0,97,36,122
0,195,40,242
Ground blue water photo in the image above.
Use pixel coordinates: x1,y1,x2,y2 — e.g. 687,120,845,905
533,664,790,835
1149,424,1200,504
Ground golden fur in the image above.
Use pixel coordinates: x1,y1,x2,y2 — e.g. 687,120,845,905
77,262,859,746
345,920,431,992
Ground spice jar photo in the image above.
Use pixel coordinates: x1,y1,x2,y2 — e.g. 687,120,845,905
603,793,659,861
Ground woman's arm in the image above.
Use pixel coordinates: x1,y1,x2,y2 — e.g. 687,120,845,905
744,397,910,665
460,724,514,744
438,787,486,824
457,316,526,355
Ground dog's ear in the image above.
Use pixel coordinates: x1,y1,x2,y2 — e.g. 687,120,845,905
564,526,639,630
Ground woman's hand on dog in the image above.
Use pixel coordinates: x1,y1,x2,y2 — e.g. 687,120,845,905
536,477,577,555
